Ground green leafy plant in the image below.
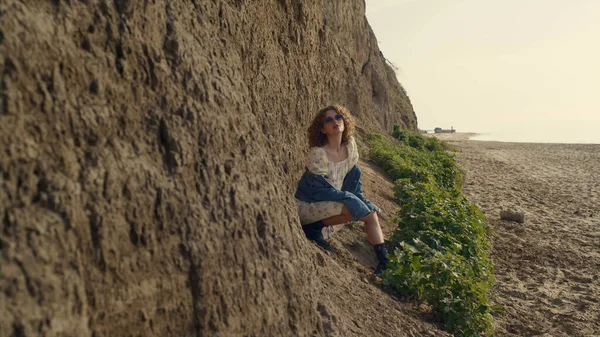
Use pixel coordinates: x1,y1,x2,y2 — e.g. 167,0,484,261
368,131,496,336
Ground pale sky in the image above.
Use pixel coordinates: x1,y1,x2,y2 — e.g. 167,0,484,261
366,0,600,139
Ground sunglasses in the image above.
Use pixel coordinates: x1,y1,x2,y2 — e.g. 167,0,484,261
324,114,344,124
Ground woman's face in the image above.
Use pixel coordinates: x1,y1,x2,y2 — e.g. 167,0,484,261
320,109,345,136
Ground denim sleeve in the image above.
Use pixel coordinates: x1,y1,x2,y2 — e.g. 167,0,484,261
295,168,374,220
338,191,372,221
309,187,371,221
353,179,381,213
301,182,371,221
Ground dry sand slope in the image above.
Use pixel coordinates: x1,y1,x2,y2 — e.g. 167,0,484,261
441,135,600,336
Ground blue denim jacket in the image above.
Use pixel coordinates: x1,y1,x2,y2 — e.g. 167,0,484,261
294,164,381,221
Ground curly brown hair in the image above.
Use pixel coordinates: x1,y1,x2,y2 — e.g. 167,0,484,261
308,105,355,148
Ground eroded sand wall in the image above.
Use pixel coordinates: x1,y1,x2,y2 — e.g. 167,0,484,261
0,1,416,335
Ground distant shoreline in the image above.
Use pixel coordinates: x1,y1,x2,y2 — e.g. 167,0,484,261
426,132,600,145
424,132,478,142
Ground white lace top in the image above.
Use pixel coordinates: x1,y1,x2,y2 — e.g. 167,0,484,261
306,136,359,188
295,137,359,225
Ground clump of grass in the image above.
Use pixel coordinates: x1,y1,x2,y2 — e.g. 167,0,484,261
441,141,460,153
349,221,362,229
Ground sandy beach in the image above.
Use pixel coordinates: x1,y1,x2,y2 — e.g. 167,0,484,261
430,133,600,335
318,134,599,335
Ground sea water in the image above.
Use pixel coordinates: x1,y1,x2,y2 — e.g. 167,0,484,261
467,121,600,144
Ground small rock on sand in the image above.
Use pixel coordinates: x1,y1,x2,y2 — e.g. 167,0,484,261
500,210,525,223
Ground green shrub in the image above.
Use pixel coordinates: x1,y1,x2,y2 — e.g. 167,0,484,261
368,133,462,191
368,131,496,336
384,240,494,335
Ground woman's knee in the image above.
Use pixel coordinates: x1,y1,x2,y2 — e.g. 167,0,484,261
359,210,377,223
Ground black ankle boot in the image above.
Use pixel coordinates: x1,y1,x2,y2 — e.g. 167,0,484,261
302,221,331,251
373,242,391,275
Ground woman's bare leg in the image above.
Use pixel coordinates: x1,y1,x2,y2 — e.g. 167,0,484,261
321,204,353,226
321,215,351,226
362,212,384,245
321,205,384,245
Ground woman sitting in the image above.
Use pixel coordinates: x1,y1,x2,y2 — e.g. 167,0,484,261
294,105,390,275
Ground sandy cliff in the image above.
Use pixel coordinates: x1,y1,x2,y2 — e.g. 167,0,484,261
1,1,418,335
